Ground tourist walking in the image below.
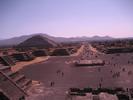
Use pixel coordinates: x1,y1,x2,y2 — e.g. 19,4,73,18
50,81,55,87
56,70,61,75
62,72,64,77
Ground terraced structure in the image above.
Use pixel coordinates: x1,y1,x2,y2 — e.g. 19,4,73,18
0,56,32,100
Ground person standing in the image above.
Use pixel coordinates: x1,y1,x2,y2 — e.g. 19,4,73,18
50,81,53,87
62,72,64,77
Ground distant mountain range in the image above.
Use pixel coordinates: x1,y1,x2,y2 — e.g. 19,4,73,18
0,33,114,46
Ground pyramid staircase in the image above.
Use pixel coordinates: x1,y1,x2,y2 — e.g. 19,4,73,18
0,56,32,100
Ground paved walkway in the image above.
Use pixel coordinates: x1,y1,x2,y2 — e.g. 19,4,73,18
71,45,85,56
21,45,133,100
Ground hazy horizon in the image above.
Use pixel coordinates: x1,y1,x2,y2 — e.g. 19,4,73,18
0,33,114,40
1,33,133,40
0,0,133,39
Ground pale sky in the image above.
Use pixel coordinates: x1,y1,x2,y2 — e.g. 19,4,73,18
0,0,133,39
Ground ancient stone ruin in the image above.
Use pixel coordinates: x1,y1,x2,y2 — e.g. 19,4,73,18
0,55,32,100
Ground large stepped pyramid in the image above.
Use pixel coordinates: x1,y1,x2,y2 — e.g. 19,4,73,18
0,56,32,100
17,35,59,48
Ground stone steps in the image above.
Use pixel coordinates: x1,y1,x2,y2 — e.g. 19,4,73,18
19,79,32,89
19,79,31,87
0,57,32,99
0,63,3,67
0,56,15,66
0,65,32,92
22,81,32,91
13,74,25,83
0,66,11,71
6,71,18,77
0,71,27,100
